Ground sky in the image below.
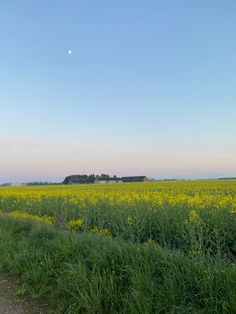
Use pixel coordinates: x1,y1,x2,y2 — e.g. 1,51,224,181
0,0,236,182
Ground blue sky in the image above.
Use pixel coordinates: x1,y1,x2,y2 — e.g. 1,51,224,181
0,1,236,182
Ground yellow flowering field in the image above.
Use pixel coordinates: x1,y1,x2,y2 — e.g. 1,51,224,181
1,179,236,212
0,180,236,313
0,180,236,253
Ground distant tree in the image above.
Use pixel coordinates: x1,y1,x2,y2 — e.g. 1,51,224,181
1,182,11,187
27,181,59,186
63,175,96,184
63,174,121,184
100,174,110,178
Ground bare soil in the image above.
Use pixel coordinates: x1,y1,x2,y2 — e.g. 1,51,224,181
0,273,48,314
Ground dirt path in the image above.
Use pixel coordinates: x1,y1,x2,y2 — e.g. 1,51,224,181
0,273,48,314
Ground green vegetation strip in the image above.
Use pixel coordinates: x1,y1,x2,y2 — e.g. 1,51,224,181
0,215,236,313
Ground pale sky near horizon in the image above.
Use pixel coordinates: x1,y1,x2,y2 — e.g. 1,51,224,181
0,1,236,182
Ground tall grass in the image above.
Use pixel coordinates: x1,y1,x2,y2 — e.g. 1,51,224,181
0,216,236,313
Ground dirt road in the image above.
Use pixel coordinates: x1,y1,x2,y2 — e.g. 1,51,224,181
0,273,47,314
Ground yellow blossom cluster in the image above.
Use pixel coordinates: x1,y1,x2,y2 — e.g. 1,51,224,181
89,226,112,237
0,180,235,234
189,210,201,223
67,218,85,230
0,180,236,213
0,210,54,224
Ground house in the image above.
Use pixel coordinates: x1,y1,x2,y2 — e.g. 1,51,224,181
63,174,149,185
94,177,123,184
121,176,149,183
10,182,27,187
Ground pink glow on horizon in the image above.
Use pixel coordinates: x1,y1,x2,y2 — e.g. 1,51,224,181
0,138,236,182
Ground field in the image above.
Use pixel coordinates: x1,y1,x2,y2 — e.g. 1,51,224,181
0,180,236,313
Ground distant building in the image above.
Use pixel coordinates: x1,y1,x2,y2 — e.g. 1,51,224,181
63,174,149,185
10,182,27,187
94,178,123,184
121,176,149,183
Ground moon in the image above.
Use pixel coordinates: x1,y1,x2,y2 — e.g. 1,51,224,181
68,50,72,55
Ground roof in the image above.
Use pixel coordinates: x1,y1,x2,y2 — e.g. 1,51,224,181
121,176,147,179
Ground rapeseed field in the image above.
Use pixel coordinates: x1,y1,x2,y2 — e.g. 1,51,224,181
0,180,235,313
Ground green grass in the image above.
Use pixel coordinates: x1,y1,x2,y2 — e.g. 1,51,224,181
0,215,236,313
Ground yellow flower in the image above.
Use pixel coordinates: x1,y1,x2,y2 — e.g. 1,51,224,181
67,219,85,230
189,210,201,223
127,216,133,224
7,210,54,224
89,226,112,237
